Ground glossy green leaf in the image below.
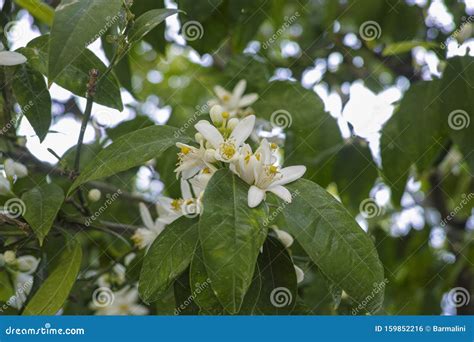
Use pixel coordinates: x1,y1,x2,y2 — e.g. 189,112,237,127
199,169,268,313
21,183,64,245
139,218,198,303
13,0,54,25
69,125,191,194
48,0,122,82
254,236,297,315
23,237,82,315
21,35,122,110
128,9,178,46
282,179,385,313
11,63,51,141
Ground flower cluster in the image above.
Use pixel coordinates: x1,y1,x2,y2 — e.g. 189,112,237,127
131,80,306,283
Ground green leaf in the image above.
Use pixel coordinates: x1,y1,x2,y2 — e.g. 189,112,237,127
21,35,122,110
173,268,200,315
48,0,122,82
23,237,82,315
253,81,342,186
382,41,438,56
189,246,224,314
11,63,51,142
440,56,474,171
13,0,54,25
254,236,297,315
334,140,378,213
69,125,190,194
21,183,64,245
0,271,14,302
128,9,179,47
282,179,385,313
131,0,167,54
139,217,198,303
381,81,447,203
199,169,268,313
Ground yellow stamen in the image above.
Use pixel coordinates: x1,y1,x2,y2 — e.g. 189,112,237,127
220,142,236,160
269,165,278,174
222,95,230,102
171,199,182,211
221,111,229,119
180,146,191,154
203,167,211,174
270,143,278,150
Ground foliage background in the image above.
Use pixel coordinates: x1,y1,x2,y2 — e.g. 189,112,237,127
0,0,473,315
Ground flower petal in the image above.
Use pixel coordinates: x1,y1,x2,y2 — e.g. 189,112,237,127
273,228,294,248
180,178,193,199
232,80,247,100
238,93,258,107
294,265,305,284
195,120,223,148
248,185,265,208
139,202,154,230
230,115,255,146
214,85,230,100
272,165,306,186
0,51,27,66
268,185,292,203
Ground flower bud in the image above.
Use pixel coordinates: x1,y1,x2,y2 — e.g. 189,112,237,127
274,228,294,248
4,250,16,264
210,105,224,125
88,189,102,202
194,133,204,144
204,149,217,163
227,118,239,130
294,265,304,284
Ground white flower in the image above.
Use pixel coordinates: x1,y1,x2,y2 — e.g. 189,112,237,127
4,159,28,179
294,265,304,284
273,227,294,248
211,80,258,116
188,167,214,198
131,203,166,250
3,253,39,309
195,115,255,163
174,142,210,179
0,51,27,66
90,286,148,316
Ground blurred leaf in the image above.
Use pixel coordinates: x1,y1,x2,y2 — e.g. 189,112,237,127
21,35,122,110
13,0,54,25
21,183,64,245
0,271,14,302
48,0,122,82
11,63,51,142
381,81,447,204
282,179,385,314
440,56,474,171
139,218,198,303
106,116,155,140
199,169,267,313
69,125,191,194
383,41,438,56
23,236,82,315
